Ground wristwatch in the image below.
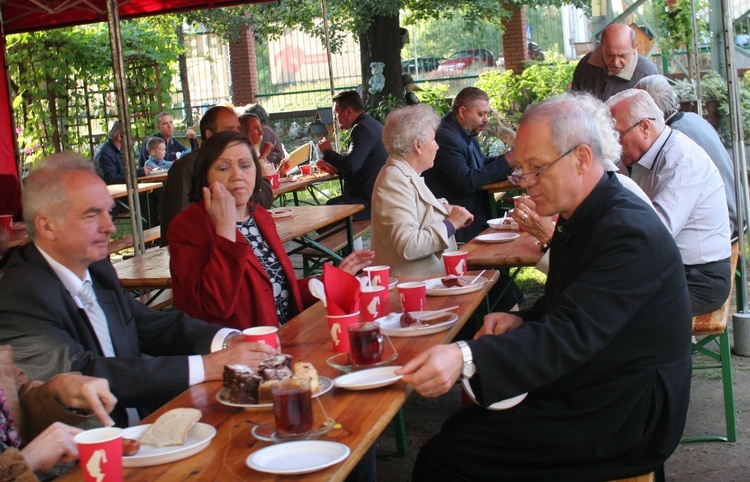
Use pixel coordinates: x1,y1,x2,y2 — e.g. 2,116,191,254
456,341,476,379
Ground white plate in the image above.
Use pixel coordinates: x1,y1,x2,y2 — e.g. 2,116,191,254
246,441,350,475
487,218,519,230
334,366,402,390
424,276,488,296
376,312,458,337
216,376,333,409
269,208,293,219
475,233,520,244
122,423,216,467
461,378,528,411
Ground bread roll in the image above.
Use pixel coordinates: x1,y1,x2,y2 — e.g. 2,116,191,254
139,408,202,448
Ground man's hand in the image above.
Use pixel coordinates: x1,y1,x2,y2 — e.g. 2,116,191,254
476,312,524,338
203,341,276,381
185,128,197,139
338,249,375,275
21,422,81,473
46,373,117,427
315,160,338,175
395,344,463,397
278,158,292,177
317,137,333,153
143,166,152,176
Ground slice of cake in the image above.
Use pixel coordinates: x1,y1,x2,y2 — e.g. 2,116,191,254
223,364,262,404
258,354,293,381
258,379,281,404
293,361,320,393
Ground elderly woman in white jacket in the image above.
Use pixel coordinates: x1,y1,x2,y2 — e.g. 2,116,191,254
371,104,473,275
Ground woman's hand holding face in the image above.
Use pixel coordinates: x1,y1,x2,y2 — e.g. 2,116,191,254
204,182,241,241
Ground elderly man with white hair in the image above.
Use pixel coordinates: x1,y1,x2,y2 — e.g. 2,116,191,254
635,74,738,237
607,89,731,315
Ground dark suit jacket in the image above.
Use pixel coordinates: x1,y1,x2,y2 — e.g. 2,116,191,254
322,112,387,220
423,113,511,242
94,139,145,185
459,173,691,480
159,149,199,246
0,244,222,426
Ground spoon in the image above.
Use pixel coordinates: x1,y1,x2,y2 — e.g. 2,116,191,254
468,270,487,285
309,278,327,307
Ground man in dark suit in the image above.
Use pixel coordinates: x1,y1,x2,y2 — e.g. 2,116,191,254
398,94,691,480
423,87,516,243
0,154,274,427
159,106,241,246
316,90,388,221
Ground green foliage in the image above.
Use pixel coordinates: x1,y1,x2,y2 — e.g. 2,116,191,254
673,71,750,144
370,94,404,124
416,84,452,116
476,61,576,124
8,20,180,167
656,0,709,54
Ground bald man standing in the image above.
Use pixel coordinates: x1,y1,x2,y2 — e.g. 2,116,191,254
572,23,658,101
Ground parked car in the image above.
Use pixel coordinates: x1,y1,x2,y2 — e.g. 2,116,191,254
437,48,495,72
402,57,442,75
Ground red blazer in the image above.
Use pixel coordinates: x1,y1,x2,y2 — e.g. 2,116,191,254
169,201,315,329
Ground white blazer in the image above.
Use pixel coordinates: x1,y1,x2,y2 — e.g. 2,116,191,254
371,157,457,276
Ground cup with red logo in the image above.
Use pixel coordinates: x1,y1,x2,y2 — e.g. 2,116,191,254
360,285,388,321
362,265,390,288
442,251,468,277
75,427,123,482
397,282,427,312
242,326,279,350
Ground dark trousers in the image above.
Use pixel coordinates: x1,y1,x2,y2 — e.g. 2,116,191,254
685,257,731,316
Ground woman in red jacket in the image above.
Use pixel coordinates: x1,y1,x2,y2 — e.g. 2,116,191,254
168,131,373,329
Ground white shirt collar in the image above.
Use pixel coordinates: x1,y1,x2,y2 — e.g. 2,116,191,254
36,245,92,308
636,126,671,170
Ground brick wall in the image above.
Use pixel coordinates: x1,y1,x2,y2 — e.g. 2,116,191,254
501,5,527,75
229,24,259,107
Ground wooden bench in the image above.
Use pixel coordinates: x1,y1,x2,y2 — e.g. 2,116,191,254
136,289,174,311
108,226,161,255
682,242,739,443
611,472,655,482
299,220,371,276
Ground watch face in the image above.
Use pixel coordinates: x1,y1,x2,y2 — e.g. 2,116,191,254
462,362,476,379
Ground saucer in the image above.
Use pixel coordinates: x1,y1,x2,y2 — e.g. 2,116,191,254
326,350,398,374
251,417,336,443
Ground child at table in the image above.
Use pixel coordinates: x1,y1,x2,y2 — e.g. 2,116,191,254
145,137,181,170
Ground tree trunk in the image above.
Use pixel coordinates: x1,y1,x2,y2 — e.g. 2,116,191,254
176,25,193,125
358,14,402,112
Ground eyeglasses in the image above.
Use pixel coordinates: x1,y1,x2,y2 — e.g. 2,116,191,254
618,118,655,138
508,145,580,186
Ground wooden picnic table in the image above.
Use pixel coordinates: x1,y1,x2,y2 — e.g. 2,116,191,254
56,270,499,482
107,182,163,199
137,171,169,183
463,228,543,270
273,172,339,206
114,204,365,290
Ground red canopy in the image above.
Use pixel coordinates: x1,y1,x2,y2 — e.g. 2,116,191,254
0,0,270,177
0,1,268,34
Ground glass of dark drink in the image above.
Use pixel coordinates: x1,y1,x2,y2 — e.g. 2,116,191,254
271,378,313,438
348,322,384,366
